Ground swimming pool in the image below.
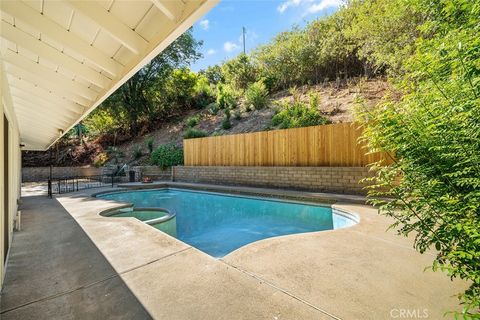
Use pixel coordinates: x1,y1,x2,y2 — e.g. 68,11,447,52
97,188,357,257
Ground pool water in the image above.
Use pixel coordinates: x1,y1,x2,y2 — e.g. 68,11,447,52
98,189,356,257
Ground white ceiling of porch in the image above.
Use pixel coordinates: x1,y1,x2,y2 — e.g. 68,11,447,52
0,0,217,150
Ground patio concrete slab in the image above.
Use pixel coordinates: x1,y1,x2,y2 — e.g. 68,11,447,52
0,196,151,320
121,247,333,319
5,185,468,319
224,203,467,319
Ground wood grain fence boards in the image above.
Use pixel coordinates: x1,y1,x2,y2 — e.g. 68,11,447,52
183,123,390,167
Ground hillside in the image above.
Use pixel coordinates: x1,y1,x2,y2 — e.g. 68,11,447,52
22,78,388,168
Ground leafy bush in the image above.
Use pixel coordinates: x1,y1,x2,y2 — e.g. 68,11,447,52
150,144,184,169
207,102,220,115
183,128,208,139
193,75,215,109
163,68,198,109
186,115,200,128
144,137,154,154
356,1,480,316
222,109,231,130
271,94,327,129
244,81,268,110
132,145,143,160
93,152,108,167
221,53,257,91
216,84,238,109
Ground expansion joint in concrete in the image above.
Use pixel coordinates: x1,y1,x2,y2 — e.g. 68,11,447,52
220,260,342,320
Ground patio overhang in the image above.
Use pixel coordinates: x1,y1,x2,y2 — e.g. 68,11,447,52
0,0,218,151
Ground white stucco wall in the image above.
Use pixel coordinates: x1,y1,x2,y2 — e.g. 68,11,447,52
1,81,22,289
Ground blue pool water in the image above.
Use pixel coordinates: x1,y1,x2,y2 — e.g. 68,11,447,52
98,189,356,257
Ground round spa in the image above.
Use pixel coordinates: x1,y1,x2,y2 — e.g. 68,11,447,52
102,207,177,237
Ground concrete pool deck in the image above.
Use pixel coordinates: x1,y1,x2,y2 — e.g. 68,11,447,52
3,183,467,319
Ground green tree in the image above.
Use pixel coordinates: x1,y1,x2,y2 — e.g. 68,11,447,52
221,53,257,91
100,29,202,134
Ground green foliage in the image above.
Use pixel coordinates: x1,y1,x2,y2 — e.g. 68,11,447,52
222,109,232,130
216,84,238,109
343,0,422,74
93,152,108,168
207,102,220,115
183,128,208,139
221,53,257,91
272,94,328,129
95,29,202,134
83,109,121,136
186,115,200,128
244,81,268,110
163,68,198,109
193,75,215,109
356,0,480,316
144,137,154,154
150,144,184,169
132,145,143,160
200,65,224,84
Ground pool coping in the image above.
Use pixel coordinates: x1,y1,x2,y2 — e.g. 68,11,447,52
52,184,466,319
116,181,368,205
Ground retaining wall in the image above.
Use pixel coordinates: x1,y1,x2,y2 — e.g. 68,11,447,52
22,166,102,182
173,166,374,195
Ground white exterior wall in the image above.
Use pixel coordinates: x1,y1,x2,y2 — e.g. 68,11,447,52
1,77,22,289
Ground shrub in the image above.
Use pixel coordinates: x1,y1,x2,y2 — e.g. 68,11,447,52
221,53,257,91
144,137,154,154
93,152,108,167
221,109,231,130
216,84,238,109
356,1,480,315
271,99,327,129
132,145,143,160
186,115,200,128
244,81,268,110
183,128,208,139
150,144,184,169
233,109,241,120
193,75,215,109
207,102,220,115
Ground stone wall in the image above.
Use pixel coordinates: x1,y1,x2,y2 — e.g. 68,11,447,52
173,166,374,195
22,166,102,182
131,166,172,181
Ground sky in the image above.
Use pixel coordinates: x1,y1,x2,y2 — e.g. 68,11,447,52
190,0,343,71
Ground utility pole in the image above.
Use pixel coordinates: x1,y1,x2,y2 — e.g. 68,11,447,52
242,26,246,54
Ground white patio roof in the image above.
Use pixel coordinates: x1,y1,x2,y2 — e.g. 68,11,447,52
0,0,218,150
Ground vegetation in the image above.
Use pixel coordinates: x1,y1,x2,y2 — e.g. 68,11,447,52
132,145,143,160
222,109,232,130
355,0,480,317
183,128,208,139
244,81,268,110
216,84,238,109
144,137,154,154
186,115,200,128
150,144,184,169
272,92,328,129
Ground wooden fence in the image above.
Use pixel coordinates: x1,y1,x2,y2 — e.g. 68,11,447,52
183,123,390,167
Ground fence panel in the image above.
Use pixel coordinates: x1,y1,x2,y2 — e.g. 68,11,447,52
183,123,389,167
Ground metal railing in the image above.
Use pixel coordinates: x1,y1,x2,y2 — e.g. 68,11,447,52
47,174,125,198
